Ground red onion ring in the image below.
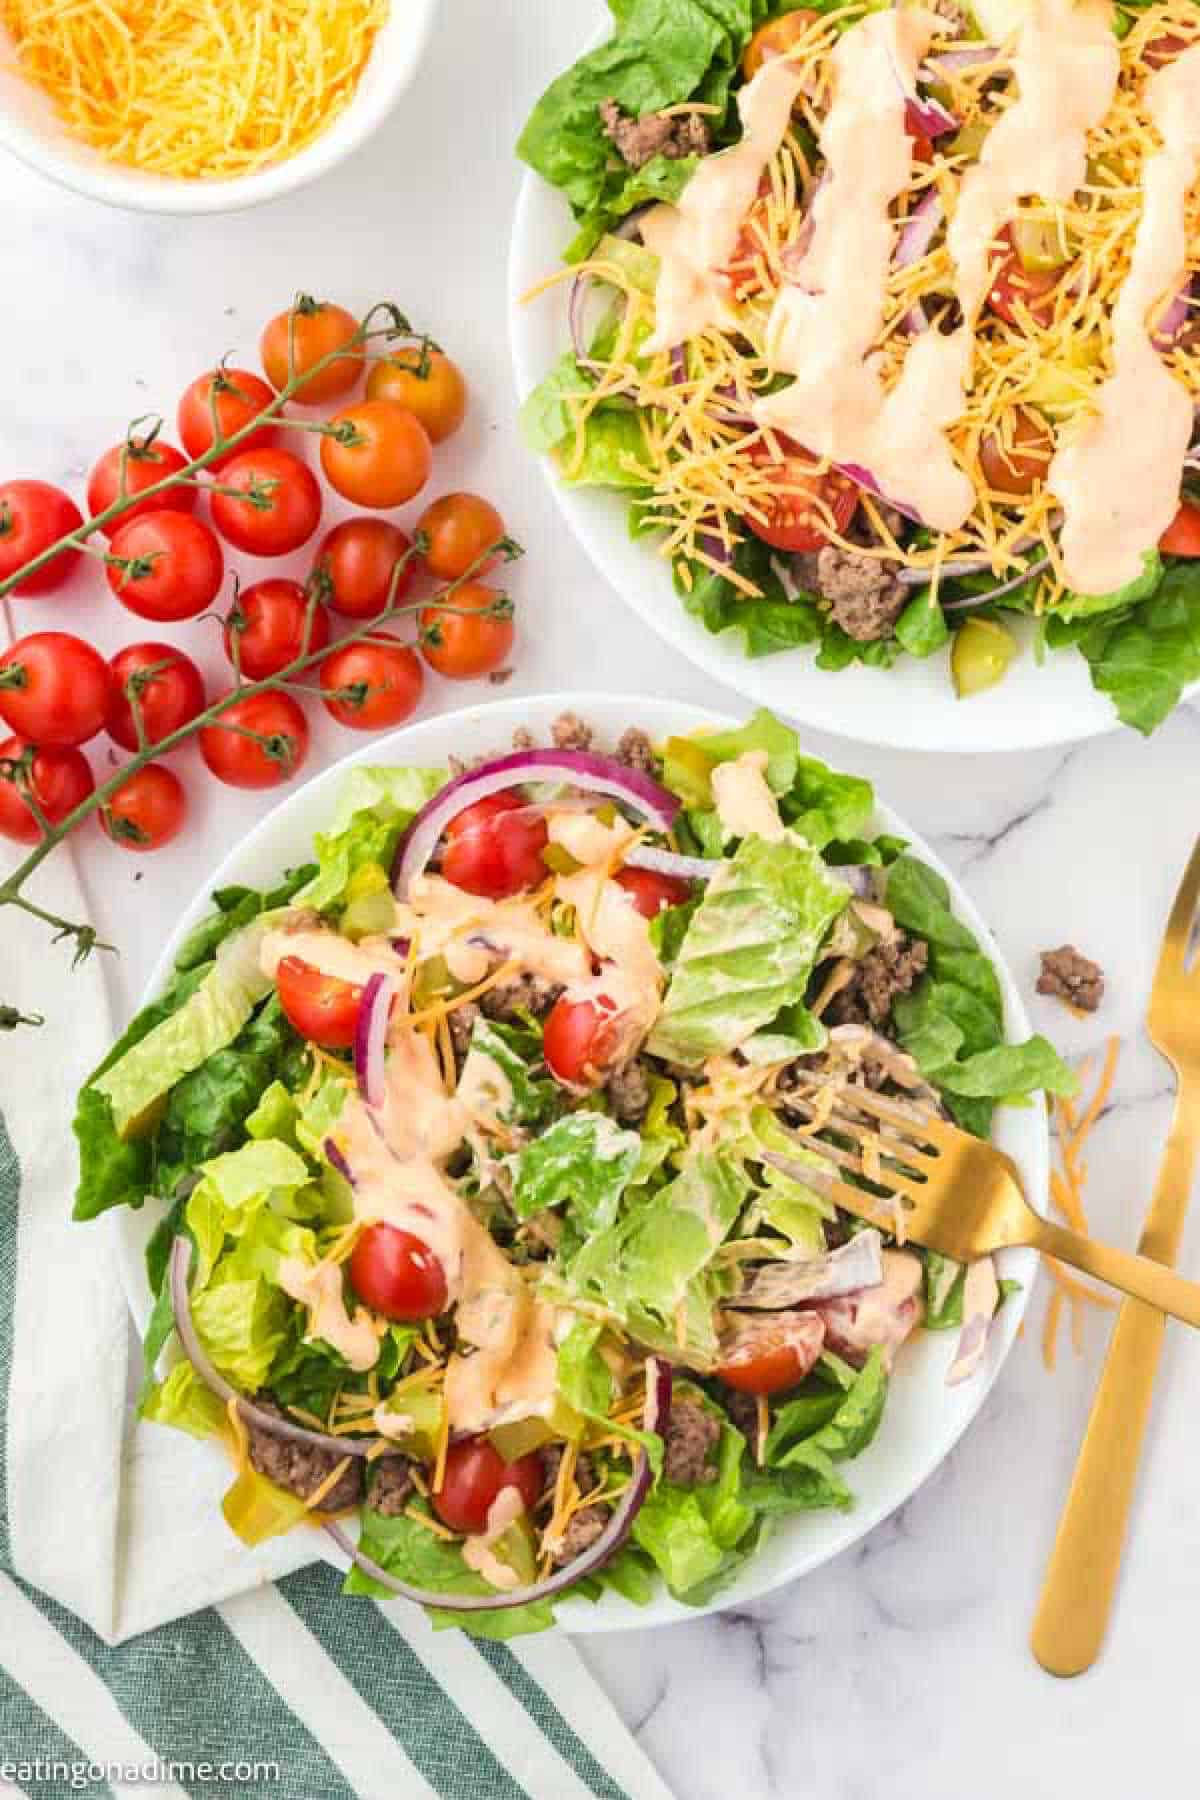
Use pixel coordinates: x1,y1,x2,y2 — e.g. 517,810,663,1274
1152,276,1195,351
324,1137,356,1187
623,844,718,883
326,1359,674,1612
838,462,926,527
904,94,958,138
940,554,1051,610
920,45,999,78
168,1236,376,1459
391,751,681,899
354,973,393,1109
894,189,943,335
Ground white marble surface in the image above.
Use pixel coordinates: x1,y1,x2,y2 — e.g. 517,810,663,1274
2,2,1199,1795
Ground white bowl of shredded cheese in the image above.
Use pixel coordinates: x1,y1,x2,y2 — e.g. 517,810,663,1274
0,0,437,214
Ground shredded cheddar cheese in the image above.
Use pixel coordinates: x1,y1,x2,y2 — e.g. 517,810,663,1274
304,1455,353,1512
0,0,389,181
1043,1035,1121,1368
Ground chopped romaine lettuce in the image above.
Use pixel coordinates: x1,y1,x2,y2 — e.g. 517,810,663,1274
346,1505,556,1639
298,765,445,912
508,1112,642,1237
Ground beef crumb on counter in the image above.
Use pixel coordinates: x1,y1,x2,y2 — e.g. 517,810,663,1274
245,1398,363,1511
827,934,929,1029
1037,945,1105,1013
598,98,711,170
663,1400,721,1487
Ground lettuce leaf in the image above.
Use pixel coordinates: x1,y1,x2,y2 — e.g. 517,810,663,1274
140,1361,226,1439
346,1505,555,1638
297,765,445,912
633,1401,756,1600
508,1112,642,1237
766,1348,888,1472
1070,559,1200,735
460,1017,560,1129
173,865,316,972
566,155,698,262
648,833,848,1065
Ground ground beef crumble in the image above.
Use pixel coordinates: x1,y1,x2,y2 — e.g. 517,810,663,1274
244,1398,364,1511
814,544,908,642
663,1400,721,1487
599,98,711,170
1037,945,1105,1013
606,1056,652,1125
826,934,929,1029
720,1388,760,1443
368,1455,416,1517
481,972,563,1022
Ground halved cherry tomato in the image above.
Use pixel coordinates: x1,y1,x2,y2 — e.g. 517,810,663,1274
986,227,1062,330
366,347,468,443
224,579,330,680
106,643,206,752
978,405,1054,499
717,1315,825,1395
0,480,83,595
88,438,195,533
745,439,859,553
320,633,424,731
440,791,548,899
420,581,513,680
0,632,113,747
543,991,623,1088
1145,29,1191,67
614,867,692,919
320,399,432,509
311,518,416,619
276,954,362,1047
349,1223,448,1321
1161,501,1200,557
210,448,322,557
724,177,774,300
742,10,819,80
417,493,505,582
177,367,278,470
106,512,224,622
0,735,93,843
101,762,186,853
260,297,363,403
199,691,309,790
432,1438,543,1536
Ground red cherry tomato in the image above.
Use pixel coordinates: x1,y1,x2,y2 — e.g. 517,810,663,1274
614,867,692,919
717,1317,825,1395
366,347,468,443
419,582,514,680
417,493,506,582
349,1223,448,1321
320,399,432,509
177,367,279,470
225,579,331,680
745,439,859,552
106,512,224,622
0,632,113,747
0,481,83,596
260,298,363,403
543,991,624,1088
1161,501,1200,557
1145,29,1190,66
0,735,94,843
431,1438,543,1536
311,518,416,619
209,448,322,557
199,691,309,790
440,791,549,899
275,954,362,1047
986,227,1062,330
320,633,424,731
87,439,195,533
106,642,206,752
101,762,186,853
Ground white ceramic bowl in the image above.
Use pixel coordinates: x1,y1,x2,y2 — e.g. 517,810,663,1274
113,692,1045,1631
0,1,436,215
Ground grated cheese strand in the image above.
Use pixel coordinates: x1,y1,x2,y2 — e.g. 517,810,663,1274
1043,1035,1122,1368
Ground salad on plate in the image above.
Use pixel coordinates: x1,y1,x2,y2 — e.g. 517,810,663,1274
74,708,1071,1636
518,0,1200,732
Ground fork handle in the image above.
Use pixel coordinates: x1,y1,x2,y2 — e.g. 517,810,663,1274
1028,1217,1200,1327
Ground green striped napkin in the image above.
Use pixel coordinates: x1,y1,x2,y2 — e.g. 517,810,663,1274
0,848,672,1800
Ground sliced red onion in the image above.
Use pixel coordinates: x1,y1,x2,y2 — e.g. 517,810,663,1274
904,93,958,138
836,864,883,901
947,1256,999,1386
622,844,719,883
941,554,1051,609
326,1359,673,1612
838,463,926,526
168,1237,375,1458
697,529,735,568
730,1229,884,1310
921,45,999,78
894,193,943,268
670,344,688,385
1152,276,1194,351
324,1137,356,1187
392,751,681,899
354,973,393,1109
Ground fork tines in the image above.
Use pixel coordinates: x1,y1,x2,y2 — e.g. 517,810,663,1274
776,1084,937,1195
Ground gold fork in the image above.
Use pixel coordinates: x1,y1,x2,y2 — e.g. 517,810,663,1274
1031,837,1200,1676
771,1081,1200,1327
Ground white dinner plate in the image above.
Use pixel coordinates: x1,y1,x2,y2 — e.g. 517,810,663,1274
114,692,1045,1631
508,157,1195,753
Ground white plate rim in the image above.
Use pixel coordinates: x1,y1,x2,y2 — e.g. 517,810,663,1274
113,691,1045,1632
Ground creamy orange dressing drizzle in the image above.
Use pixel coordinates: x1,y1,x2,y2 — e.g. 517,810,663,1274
394,875,590,987
710,749,784,842
277,1256,383,1372
641,55,809,352
259,926,407,989
1050,41,1200,593
462,1485,527,1590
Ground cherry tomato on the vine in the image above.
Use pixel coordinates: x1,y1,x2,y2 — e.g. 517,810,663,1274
209,448,322,557
199,691,309,790
224,579,330,680
366,347,467,443
105,643,206,753
320,399,432,509
1161,501,1200,557
543,991,624,1088
310,518,416,618
177,367,279,470
0,736,94,844
417,493,505,582
260,297,363,403
349,1222,448,1321
106,512,224,622
276,954,362,1047
320,633,424,731
432,1438,543,1536
614,866,693,919
419,581,513,680
440,791,548,899
716,1316,825,1395
745,439,859,553
0,481,82,596
101,763,186,853
0,632,113,747
87,438,195,533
